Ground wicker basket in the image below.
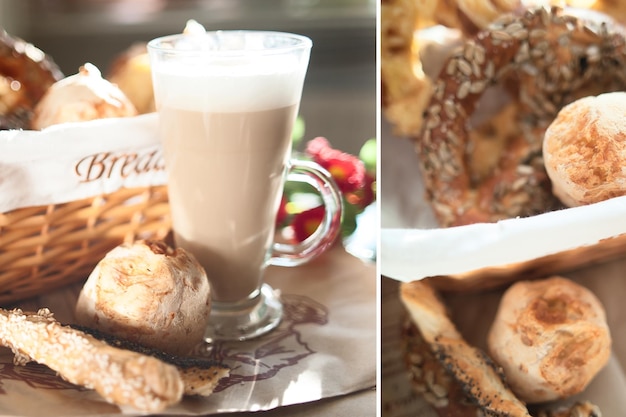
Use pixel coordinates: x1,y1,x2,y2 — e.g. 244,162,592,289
0,185,171,305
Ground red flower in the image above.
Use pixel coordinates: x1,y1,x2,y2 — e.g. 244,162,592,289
291,205,325,242
305,137,366,194
346,171,376,210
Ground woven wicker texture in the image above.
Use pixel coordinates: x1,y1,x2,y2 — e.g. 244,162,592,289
0,186,171,305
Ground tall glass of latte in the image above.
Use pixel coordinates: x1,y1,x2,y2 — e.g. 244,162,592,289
148,31,342,341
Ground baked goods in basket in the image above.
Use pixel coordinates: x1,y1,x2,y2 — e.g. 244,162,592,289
75,240,211,357
487,276,611,403
106,19,206,115
435,0,523,35
401,280,531,416
381,0,433,138
0,32,171,304
543,91,626,207
401,317,481,415
30,62,137,129
107,42,154,114
381,2,626,227
0,29,63,129
400,278,607,416
417,6,626,226
380,0,522,138
381,0,626,137
402,318,604,416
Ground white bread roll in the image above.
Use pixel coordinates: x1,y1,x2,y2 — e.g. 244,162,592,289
487,276,611,403
31,63,137,129
543,92,626,207
107,44,155,115
75,240,211,356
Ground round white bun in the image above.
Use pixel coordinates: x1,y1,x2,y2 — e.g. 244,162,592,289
31,63,137,129
487,276,611,403
75,240,211,356
543,92,626,207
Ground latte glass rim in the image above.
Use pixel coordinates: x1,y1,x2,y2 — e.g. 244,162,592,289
147,30,312,58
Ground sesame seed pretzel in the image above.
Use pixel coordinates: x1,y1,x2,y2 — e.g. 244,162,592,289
0,30,63,129
417,6,626,227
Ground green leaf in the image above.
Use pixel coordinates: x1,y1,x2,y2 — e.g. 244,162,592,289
340,199,360,238
359,138,377,173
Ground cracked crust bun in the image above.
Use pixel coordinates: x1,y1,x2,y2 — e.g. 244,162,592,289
543,92,626,207
487,276,611,403
31,63,137,129
75,240,211,357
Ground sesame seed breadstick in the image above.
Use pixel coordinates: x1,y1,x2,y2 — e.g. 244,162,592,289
0,307,184,413
402,318,481,416
400,280,531,417
72,324,231,397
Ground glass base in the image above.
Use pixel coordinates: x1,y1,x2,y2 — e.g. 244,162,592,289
204,283,283,342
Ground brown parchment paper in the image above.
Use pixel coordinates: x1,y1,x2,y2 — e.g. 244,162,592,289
380,119,626,417
0,245,376,417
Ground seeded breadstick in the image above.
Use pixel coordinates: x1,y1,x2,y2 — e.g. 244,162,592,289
0,308,184,412
402,318,481,416
72,324,230,397
400,280,531,417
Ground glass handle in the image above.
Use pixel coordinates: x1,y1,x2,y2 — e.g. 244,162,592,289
269,159,343,267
